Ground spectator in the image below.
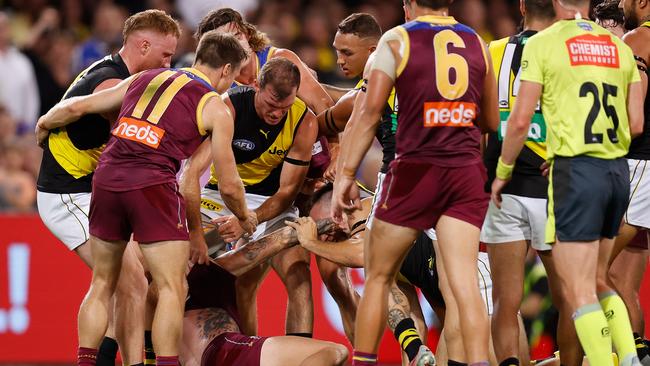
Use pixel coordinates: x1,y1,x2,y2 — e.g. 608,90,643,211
71,2,126,73
0,11,39,131
0,106,36,212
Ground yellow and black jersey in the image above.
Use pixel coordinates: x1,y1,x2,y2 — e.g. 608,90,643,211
37,54,130,193
629,20,650,160
206,86,308,196
355,79,398,173
484,31,548,198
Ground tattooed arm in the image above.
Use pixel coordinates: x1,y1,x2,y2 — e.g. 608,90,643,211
213,218,336,277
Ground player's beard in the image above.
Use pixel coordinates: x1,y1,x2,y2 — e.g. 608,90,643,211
623,4,640,31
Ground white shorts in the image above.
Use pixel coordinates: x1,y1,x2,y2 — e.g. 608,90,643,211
626,159,650,230
477,251,493,316
480,194,551,251
366,172,385,230
200,186,298,242
37,191,91,250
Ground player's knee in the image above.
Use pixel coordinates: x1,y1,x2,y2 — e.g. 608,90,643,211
324,343,349,365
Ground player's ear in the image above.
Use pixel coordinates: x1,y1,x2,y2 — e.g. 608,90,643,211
221,63,232,78
140,40,150,56
369,45,377,53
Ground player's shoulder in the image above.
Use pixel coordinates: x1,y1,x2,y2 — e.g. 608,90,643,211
488,36,510,55
622,26,650,60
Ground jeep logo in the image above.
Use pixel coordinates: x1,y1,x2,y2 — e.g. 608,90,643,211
233,139,255,151
269,146,287,156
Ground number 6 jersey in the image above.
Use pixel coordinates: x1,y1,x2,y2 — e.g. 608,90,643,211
520,19,640,160
391,15,488,167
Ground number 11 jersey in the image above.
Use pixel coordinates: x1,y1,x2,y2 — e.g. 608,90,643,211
520,19,640,160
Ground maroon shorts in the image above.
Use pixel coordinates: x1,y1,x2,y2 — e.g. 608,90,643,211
374,159,489,230
201,332,268,366
89,182,188,244
628,229,649,250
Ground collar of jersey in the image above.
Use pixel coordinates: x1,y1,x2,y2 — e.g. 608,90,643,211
415,15,457,25
181,67,211,84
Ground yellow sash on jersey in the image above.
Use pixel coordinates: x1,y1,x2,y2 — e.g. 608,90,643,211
48,58,110,179
208,97,307,187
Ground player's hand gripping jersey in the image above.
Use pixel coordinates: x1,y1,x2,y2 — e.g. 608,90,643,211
520,19,640,159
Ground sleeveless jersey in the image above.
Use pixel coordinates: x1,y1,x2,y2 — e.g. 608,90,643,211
93,68,216,191
520,19,640,159
393,15,488,167
37,54,130,193
206,86,308,196
484,31,547,198
628,20,650,160
355,78,398,173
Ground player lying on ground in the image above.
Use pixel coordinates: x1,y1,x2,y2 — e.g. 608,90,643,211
180,218,348,366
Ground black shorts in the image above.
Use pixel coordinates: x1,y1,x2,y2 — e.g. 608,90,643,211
546,156,629,243
398,233,444,309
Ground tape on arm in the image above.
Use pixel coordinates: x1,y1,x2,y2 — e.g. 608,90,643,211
370,28,402,81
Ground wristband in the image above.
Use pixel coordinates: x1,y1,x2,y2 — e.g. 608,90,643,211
496,157,514,180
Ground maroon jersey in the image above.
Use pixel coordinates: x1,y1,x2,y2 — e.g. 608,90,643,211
94,68,217,191
393,16,487,166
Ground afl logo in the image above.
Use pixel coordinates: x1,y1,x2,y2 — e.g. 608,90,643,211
233,139,255,151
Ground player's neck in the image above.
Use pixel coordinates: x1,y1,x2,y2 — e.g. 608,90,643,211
555,4,590,21
524,18,554,32
117,47,136,75
639,13,650,26
412,7,449,18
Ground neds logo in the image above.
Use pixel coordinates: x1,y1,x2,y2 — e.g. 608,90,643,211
113,117,165,148
423,101,477,127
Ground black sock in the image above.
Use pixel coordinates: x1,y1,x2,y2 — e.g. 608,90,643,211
448,360,468,366
144,330,156,366
499,357,520,366
130,364,144,366
393,318,423,361
286,332,313,338
97,337,118,366
635,333,650,359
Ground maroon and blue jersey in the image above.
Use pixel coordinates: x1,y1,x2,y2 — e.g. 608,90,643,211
393,15,488,167
93,68,218,191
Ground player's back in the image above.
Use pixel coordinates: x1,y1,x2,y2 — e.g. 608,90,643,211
94,68,217,191
520,19,639,159
394,15,488,167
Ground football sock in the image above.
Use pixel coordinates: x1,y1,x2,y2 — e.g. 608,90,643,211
393,318,423,361
352,350,377,365
573,302,615,366
96,337,118,366
144,331,156,366
499,357,520,366
286,332,313,338
78,347,98,366
155,355,178,366
599,291,639,365
448,360,468,366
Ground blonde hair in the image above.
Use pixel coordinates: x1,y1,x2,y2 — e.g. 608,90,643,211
123,10,181,42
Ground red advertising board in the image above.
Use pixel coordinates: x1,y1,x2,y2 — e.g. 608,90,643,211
0,215,648,363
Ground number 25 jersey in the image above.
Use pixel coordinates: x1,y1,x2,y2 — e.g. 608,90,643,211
520,19,640,160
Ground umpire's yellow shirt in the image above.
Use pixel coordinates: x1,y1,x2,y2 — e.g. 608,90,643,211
520,19,640,160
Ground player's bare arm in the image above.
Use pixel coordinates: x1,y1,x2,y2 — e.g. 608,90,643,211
179,139,213,265
491,81,542,208
317,89,357,137
274,48,334,114
201,95,256,234
322,84,352,102
35,76,136,146
287,198,372,268
253,111,319,223
213,217,336,277
622,27,649,99
628,80,645,138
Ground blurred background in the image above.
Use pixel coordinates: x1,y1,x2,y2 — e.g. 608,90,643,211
0,0,647,364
